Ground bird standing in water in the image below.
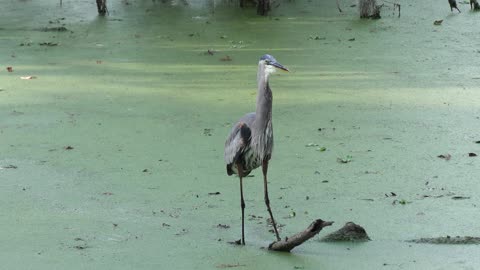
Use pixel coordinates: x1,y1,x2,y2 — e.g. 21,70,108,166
224,54,288,245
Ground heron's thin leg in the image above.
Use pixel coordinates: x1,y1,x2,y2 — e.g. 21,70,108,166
237,163,246,245
262,160,281,241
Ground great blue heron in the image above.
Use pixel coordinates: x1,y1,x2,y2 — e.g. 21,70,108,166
224,54,288,245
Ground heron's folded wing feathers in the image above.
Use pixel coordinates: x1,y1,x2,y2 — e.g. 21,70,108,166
224,113,255,165
224,123,246,165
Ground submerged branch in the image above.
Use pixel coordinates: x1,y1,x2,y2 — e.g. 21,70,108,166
268,219,333,252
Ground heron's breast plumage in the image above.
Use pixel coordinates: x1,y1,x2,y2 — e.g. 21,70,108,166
227,119,273,176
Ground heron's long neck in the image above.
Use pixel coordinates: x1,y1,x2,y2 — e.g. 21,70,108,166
254,62,272,133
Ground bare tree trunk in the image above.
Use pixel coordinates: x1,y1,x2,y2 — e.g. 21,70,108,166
359,0,382,19
359,0,375,18
96,0,107,16
257,0,271,16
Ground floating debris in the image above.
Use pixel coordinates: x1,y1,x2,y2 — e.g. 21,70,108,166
1,165,18,169
39,42,58,46
437,154,451,160
308,35,326,40
38,26,69,32
205,49,216,55
407,236,480,245
20,76,37,80
175,228,188,236
216,263,246,268
216,224,230,229
392,199,410,205
73,244,89,250
220,55,232,62
451,196,470,200
305,143,319,147
203,128,212,136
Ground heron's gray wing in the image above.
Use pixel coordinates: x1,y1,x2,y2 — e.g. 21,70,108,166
224,113,255,168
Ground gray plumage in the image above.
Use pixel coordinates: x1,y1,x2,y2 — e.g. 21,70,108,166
223,54,288,245
224,56,278,176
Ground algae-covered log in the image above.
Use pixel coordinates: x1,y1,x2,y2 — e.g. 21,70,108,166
268,219,333,252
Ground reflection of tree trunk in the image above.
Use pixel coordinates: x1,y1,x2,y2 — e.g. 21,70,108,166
240,0,245,8
96,0,107,16
257,0,270,16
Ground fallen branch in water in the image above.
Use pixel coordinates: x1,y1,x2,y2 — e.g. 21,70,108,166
268,219,333,252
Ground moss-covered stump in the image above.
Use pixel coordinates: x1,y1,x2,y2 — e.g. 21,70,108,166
320,222,370,242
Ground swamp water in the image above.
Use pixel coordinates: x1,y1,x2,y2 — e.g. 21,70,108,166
1,0,480,269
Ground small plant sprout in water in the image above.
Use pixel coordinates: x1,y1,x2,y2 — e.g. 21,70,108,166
337,155,353,164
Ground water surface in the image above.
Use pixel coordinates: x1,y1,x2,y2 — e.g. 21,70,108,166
1,0,480,269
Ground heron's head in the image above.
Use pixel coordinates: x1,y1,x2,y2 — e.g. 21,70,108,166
259,54,289,76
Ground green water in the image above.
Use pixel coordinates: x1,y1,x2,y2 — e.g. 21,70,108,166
1,0,480,269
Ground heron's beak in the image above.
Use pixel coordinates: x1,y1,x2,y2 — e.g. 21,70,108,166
272,62,289,72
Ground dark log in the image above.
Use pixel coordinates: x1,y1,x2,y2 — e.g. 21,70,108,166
268,219,333,252
257,0,271,16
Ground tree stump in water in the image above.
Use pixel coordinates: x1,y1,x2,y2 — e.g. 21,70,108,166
359,0,382,19
257,0,271,16
320,222,370,242
96,0,107,16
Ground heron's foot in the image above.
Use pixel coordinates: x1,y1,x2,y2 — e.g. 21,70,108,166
267,217,282,241
228,239,245,245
